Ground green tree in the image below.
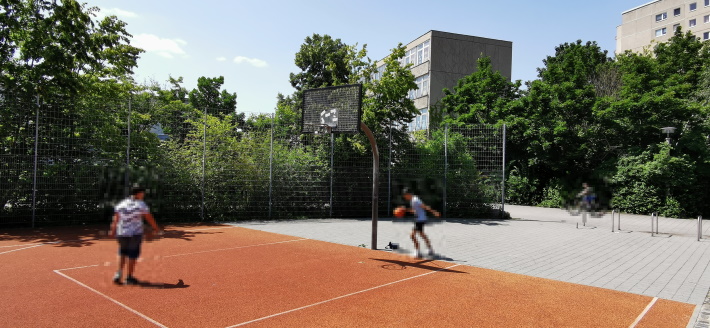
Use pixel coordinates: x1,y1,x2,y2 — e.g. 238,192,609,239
0,0,142,99
289,34,367,91
440,56,521,125
361,43,417,134
188,76,238,117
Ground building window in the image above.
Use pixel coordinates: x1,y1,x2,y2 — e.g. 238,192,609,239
655,27,667,37
690,2,697,11
705,0,709,7
422,40,430,63
372,64,385,81
408,74,430,99
408,108,429,131
690,19,697,27
673,23,681,31
401,40,431,67
674,8,681,16
705,32,710,40
704,15,709,23
656,12,668,21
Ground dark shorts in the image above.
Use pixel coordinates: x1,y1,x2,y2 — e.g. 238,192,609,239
117,235,143,259
414,221,426,232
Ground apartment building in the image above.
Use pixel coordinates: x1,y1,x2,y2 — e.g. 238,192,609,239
376,30,512,131
617,0,710,53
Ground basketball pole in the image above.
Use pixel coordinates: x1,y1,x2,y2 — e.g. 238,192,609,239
360,122,379,250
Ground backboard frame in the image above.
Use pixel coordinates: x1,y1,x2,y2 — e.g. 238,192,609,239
301,84,362,134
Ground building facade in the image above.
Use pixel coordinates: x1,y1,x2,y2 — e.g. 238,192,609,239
617,0,710,53
377,30,512,131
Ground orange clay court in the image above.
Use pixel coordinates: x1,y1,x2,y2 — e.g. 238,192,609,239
0,224,695,327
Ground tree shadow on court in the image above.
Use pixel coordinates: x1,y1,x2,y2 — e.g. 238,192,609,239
369,258,467,274
0,222,232,247
131,279,190,289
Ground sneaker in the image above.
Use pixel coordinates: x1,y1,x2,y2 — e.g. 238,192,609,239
125,276,140,285
428,250,436,257
415,251,424,258
113,272,122,285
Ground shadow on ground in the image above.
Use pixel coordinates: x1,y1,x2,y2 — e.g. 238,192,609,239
370,257,467,274
0,222,230,247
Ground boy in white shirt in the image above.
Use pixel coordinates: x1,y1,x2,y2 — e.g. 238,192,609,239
402,188,440,258
109,186,161,285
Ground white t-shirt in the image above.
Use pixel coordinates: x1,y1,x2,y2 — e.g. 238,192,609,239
411,196,427,222
114,198,149,237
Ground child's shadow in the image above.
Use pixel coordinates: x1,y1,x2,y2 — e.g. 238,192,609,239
138,279,190,289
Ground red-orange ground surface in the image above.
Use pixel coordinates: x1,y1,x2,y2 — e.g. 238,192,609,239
0,224,696,327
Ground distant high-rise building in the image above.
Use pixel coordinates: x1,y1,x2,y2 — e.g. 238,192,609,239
617,0,710,53
376,30,512,131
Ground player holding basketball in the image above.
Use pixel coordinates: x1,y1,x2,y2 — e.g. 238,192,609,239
109,186,161,285
402,188,440,258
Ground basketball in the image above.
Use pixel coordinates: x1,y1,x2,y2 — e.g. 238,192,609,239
394,207,406,218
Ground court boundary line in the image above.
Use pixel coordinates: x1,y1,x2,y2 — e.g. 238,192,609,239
161,238,308,259
0,241,61,255
53,268,167,328
629,297,658,328
51,238,310,327
225,263,462,328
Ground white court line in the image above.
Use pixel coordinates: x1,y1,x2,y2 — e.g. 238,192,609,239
0,241,62,255
0,243,46,248
226,263,463,328
628,297,658,328
160,238,308,259
51,238,309,326
53,268,167,327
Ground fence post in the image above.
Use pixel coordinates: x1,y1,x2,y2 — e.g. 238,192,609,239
443,124,448,219
269,113,274,219
125,98,132,197
329,128,334,217
612,209,615,232
699,215,703,241
501,124,506,214
387,122,392,216
201,107,206,221
31,96,40,228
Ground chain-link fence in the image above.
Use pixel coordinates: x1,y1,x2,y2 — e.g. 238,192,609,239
1,99,504,227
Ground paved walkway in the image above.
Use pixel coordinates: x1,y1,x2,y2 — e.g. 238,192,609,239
232,205,710,327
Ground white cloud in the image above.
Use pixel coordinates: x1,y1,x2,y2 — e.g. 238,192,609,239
132,34,188,59
233,56,268,68
96,7,139,19
216,57,227,62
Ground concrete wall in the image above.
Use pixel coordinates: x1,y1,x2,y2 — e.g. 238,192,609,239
428,30,512,110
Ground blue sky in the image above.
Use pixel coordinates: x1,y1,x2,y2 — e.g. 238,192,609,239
86,0,645,114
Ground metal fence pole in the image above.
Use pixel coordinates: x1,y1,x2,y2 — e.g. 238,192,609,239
269,113,274,219
387,122,392,216
201,107,206,221
501,124,506,214
612,209,616,232
329,131,334,217
31,96,40,228
443,124,448,219
125,98,132,197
